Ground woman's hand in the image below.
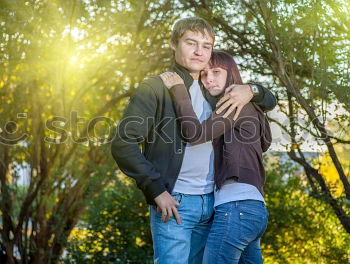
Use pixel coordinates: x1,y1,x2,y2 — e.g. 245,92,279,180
159,72,184,89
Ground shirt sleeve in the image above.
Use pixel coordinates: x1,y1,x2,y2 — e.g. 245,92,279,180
111,81,166,201
170,84,255,145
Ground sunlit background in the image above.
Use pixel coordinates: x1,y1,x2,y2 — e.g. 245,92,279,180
1,0,350,263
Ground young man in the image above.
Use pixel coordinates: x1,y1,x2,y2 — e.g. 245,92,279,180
111,17,276,264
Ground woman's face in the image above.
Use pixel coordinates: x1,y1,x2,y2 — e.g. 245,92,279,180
200,66,228,96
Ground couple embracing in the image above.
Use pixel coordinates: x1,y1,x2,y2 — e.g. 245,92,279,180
112,17,276,264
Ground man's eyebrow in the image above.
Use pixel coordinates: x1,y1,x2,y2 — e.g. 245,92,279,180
184,38,213,46
203,42,213,46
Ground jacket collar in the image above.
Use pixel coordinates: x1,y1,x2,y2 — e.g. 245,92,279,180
168,62,218,110
168,63,194,90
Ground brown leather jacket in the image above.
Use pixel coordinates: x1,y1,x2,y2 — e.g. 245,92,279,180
170,84,272,195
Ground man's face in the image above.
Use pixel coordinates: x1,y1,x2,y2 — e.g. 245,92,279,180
171,30,213,75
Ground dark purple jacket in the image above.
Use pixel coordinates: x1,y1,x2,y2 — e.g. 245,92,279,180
170,84,272,196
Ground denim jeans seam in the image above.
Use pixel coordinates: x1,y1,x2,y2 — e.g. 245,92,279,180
151,194,212,263
214,202,233,262
258,209,268,238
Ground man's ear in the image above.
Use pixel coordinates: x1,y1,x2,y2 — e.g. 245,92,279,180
170,41,176,51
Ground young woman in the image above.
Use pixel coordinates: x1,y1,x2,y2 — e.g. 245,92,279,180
160,50,271,264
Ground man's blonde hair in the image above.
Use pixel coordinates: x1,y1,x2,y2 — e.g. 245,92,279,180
171,17,215,46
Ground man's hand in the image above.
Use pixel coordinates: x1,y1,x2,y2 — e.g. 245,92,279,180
216,84,253,120
159,72,184,89
154,191,182,224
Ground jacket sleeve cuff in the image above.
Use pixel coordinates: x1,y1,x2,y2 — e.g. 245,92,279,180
143,177,167,202
249,83,265,103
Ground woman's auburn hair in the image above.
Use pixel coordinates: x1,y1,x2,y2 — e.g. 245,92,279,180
208,50,243,88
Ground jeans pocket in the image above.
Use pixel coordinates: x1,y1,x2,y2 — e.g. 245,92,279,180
214,202,232,214
171,192,183,207
239,202,267,222
150,204,162,220
213,203,233,230
239,207,266,242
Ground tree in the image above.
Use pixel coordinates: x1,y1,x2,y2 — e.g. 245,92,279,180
0,0,180,262
263,155,350,264
64,175,153,264
183,0,350,233
63,155,350,263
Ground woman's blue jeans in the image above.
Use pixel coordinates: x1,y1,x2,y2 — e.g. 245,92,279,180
203,200,269,264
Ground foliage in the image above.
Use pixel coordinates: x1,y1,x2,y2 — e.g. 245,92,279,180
64,157,350,263
64,175,153,264
1,0,350,262
184,0,350,233
263,155,350,264
0,0,180,262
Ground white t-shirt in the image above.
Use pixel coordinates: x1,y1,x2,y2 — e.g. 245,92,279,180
173,80,215,194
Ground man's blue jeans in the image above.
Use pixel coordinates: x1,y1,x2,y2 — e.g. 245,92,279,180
203,200,269,264
149,192,214,264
